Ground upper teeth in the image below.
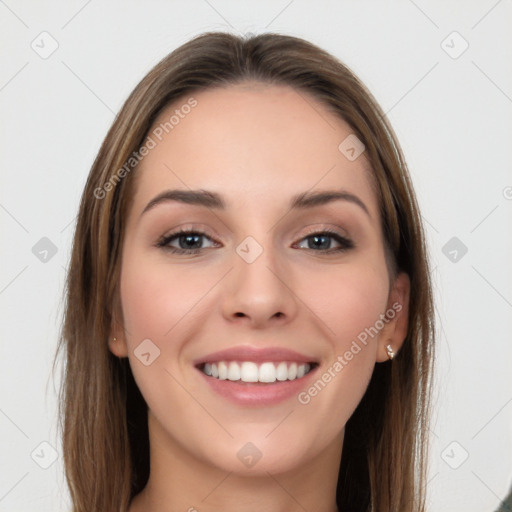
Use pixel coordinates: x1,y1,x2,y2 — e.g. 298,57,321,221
202,361,312,383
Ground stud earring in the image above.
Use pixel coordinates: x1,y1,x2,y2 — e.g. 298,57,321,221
385,344,395,360
112,337,117,342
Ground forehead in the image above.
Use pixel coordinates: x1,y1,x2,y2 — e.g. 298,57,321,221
129,83,377,218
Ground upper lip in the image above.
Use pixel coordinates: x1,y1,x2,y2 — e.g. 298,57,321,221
193,345,319,367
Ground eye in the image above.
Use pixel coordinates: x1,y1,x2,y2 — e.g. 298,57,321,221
156,229,219,254
294,229,354,253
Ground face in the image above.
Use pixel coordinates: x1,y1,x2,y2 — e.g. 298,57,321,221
109,82,410,476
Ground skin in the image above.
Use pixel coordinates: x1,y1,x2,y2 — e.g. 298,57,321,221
109,82,410,512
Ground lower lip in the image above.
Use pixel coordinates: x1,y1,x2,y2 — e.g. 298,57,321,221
196,365,319,406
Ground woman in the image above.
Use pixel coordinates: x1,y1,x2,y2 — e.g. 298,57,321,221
55,31,435,512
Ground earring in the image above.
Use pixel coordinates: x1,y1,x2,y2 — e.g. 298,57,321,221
385,344,395,360
112,337,117,342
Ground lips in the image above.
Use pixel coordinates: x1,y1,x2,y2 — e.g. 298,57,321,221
193,346,320,406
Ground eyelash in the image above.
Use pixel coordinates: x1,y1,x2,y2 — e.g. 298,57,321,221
156,227,355,255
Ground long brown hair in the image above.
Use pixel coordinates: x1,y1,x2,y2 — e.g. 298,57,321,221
55,31,435,512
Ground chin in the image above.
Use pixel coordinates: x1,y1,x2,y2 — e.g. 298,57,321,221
197,435,314,477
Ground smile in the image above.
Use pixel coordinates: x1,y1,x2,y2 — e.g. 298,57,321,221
194,345,320,405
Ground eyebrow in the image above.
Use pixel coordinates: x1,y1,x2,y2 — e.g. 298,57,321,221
140,188,370,218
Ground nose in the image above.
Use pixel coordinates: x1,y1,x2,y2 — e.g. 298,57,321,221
220,242,299,329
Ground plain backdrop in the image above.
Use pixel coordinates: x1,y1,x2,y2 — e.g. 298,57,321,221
1,1,511,511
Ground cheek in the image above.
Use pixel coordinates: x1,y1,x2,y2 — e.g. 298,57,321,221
119,252,221,343
118,252,227,402
118,253,209,420
298,260,390,350
288,260,389,438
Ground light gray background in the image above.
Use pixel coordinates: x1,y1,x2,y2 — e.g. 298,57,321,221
1,1,511,511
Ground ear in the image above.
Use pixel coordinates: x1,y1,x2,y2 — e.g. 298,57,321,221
376,272,410,363
108,294,129,358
